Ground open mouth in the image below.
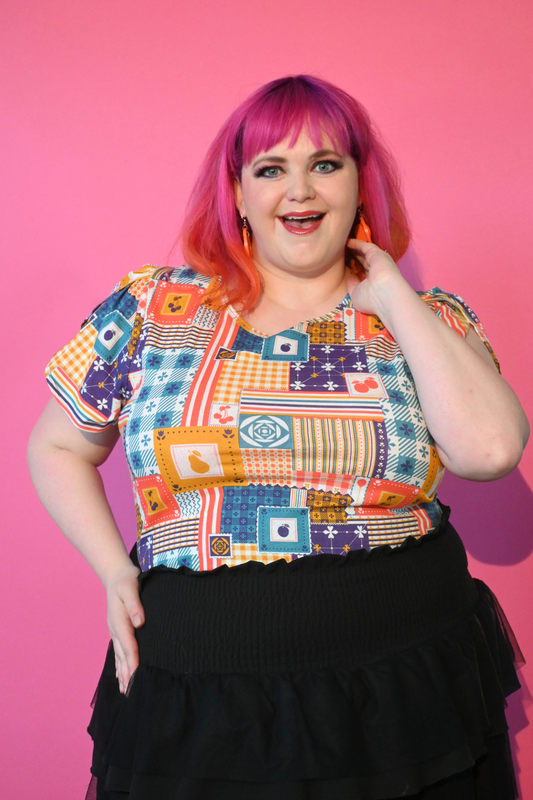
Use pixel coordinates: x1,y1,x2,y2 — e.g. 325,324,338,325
279,213,325,234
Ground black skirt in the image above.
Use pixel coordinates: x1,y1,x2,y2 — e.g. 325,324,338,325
85,506,522,800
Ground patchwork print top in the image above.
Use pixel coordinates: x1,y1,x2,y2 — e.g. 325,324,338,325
46,265,498,572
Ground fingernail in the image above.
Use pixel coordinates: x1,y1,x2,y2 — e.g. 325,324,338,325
133,614,143,628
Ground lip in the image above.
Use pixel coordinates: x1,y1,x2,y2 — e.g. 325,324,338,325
278,211,326,235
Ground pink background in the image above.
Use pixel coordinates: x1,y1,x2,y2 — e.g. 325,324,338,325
1,0,532,796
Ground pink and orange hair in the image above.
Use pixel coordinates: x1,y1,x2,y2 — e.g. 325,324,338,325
181,74,410,311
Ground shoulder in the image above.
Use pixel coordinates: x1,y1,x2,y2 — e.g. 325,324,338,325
114,264,212,293
417,287,500,371
81,265,213,328
417,287,482,328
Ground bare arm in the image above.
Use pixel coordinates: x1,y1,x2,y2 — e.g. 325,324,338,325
27,398,145,693
346,241,529,480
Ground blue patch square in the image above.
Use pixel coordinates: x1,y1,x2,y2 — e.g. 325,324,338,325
146,352,164,370
239,414,293,449
396,456,416,477
257,507,310,553
220,485,291,542
377,362,397,376
233,328,264,354
209,534,232,559
94,311,133,364
388,389,407,405
153,546,200,570
262,330,309,362
395,420,416,439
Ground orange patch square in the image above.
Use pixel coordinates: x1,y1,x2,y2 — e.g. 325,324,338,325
148,282,205,326
154,426,247,493
420,445,445,502
45,323,98,388
356,313,395,342
213,351,289,405
241,448,293,486
220,543,289,567
134,475,181,530
363,478,420,508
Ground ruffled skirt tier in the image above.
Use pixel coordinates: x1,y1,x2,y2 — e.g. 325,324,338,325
85,509,522,799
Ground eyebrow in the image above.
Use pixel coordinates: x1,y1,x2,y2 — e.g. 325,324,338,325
251,149,343,169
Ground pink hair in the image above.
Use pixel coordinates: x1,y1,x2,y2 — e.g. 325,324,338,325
180,75,410,311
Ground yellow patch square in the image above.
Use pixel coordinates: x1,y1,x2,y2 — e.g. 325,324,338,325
154,426,247,493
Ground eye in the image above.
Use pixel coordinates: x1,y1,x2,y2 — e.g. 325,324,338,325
254,165,283,178
313,160,342,173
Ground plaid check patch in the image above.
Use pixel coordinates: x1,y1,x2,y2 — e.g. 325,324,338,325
213,351,290,404
220,542,291,567
45,323,98,388
242,448,293,486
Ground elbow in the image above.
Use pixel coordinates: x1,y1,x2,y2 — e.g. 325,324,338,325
440,427,529,482
483,439,525,480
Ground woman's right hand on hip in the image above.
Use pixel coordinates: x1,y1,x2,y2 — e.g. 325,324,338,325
105,563,145,694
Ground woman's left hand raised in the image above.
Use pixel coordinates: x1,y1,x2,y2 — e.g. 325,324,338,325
344,238,406,317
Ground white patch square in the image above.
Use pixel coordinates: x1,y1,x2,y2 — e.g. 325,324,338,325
269,517,299,542
170,443,224,480
344,372,388,398
209,402,239,426
273,336,299,356
97,321,123,350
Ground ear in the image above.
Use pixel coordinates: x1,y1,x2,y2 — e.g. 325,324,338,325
234,180,245,217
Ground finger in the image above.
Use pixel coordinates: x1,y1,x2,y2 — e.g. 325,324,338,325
112,637,128,693
117,581,145,631
346,237,374,252
113,632,139,693
113,620,140,691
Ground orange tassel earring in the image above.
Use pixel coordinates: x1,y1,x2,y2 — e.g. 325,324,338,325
348,204,373,280
241,216,253,258
354,204,372,242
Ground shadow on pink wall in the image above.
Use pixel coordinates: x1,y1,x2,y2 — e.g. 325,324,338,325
440,469,533,793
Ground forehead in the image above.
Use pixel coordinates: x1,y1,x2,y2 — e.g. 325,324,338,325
241,116,351,168
251,130,340,160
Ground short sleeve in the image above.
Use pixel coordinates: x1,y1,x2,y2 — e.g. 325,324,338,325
418,287,500,373
45,265,161,431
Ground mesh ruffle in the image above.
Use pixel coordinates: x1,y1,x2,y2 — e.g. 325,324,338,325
85,578,520,800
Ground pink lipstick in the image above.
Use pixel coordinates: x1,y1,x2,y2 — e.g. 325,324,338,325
279,211,325,235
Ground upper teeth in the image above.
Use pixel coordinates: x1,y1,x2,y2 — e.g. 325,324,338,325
284,214,321,221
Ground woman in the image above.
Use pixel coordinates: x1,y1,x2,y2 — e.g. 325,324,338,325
28,75,529,800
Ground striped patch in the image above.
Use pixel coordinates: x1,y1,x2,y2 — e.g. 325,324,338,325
182,311,240,426
293,418,380,476
364,336,402,361
145,323,215,350
46,367,111,431
152,518,199,554
239,389,384,421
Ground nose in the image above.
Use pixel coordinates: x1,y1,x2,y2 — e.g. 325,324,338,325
286,168,316,203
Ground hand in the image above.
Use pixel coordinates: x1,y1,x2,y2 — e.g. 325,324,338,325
105,563,145,694
345,238,407,317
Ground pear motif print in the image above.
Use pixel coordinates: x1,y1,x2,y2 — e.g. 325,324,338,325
170,442,225,481
188,450,211,474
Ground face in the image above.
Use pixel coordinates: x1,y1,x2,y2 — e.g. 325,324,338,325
234,130,359,279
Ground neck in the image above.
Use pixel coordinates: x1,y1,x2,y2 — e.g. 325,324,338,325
241,260,350,336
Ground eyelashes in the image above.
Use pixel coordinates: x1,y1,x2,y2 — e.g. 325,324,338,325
253,160,344,179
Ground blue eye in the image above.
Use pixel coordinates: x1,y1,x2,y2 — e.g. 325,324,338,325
314,160,341,173
254,165,282,178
